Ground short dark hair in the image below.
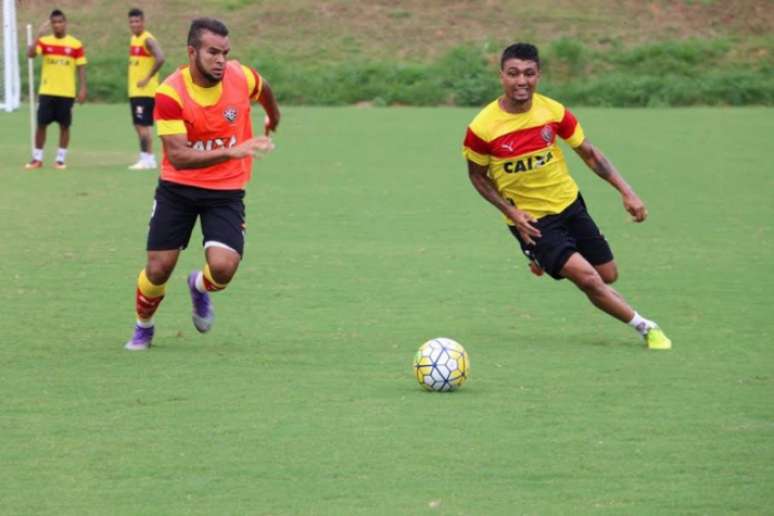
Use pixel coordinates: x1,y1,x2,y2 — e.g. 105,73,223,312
50,9,65,20
187,17,229,48
501,43,540,69
128,8,144,18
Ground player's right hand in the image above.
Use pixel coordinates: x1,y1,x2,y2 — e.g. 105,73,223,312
508,208,542,245
229,136,275,159
622,192,647,223
36,20,50,37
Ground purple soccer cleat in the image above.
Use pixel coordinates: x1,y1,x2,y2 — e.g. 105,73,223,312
187,272,215,333
125,324,154,351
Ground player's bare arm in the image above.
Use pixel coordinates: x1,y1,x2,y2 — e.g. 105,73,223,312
257,79,280,134
76,65,87,104
138,38,165,88
573,139,647,222
467,159,541,245
161,133,274,170
27,21,49,58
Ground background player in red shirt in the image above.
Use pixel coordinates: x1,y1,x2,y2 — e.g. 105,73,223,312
125,18,279,350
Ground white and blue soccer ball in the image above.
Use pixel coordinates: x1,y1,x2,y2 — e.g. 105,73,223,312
413,338,469,392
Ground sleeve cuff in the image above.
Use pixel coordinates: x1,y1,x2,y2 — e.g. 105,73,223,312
156,120,187,136
565,126,585,148
462,147,490,166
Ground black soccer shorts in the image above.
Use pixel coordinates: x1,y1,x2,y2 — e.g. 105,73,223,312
146,180,246,256
508,193,613,280
37,95,74,128
130,97,155,127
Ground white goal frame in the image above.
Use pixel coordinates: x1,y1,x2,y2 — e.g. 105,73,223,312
1,0,21,112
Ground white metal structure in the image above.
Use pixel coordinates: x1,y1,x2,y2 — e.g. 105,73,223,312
1,0,21,112
27,23,35,151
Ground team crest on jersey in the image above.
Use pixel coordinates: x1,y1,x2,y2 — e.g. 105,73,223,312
224,106,238,123
541,125,554,144
64,47,72,55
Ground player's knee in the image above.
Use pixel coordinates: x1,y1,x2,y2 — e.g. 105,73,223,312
574,270,606,295
207,255,239,285
145,257,175,285
600,266,618,284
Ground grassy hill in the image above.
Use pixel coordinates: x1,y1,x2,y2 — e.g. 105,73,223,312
17,0,774,105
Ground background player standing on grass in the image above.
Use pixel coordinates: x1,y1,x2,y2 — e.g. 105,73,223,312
125,17,280,351
463,43,671,350
25,9,87,170
127,8,165,170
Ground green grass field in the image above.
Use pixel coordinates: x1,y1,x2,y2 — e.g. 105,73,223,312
1,104,772,514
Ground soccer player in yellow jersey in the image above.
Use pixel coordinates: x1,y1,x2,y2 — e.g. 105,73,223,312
127,8,165,170
25,9,87,170
463,43,671,350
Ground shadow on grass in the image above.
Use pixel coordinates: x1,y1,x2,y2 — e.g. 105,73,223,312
566,334,644,350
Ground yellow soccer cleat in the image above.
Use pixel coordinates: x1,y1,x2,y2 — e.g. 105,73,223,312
644,327,672,350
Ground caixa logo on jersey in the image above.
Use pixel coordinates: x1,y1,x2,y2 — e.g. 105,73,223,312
224,106,238,123
189,135,238,152
503,151,554,173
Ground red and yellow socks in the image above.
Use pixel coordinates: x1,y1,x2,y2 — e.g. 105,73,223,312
195,264,227,293
135,269,166,324
134,265,227,326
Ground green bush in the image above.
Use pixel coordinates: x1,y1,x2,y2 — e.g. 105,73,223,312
548,37,587,78
435,45,500,106
19,38,772,106
548,70,774,107
605,38,732,76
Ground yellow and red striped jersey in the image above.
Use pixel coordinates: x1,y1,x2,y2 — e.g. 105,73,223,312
35,34,86,98
128,31,160,98
463,93,585,221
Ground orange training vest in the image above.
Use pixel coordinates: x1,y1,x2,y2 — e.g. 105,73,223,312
160,61,254,190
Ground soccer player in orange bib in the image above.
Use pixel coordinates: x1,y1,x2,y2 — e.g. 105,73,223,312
25,9,87,170
127,8,165,170
125,17,280,351
463,43,671,350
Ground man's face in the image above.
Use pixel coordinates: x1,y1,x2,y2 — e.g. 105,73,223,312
50,15,66,37
500,58,540,104
129,16,144,36
189,30,230,83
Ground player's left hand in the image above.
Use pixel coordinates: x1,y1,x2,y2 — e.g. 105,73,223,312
264,114,278,135
76,88,87,104
228,136,275,159
137,78,150,88
623,192,647,222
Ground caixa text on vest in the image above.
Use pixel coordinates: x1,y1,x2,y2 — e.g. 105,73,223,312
188,135,238,152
